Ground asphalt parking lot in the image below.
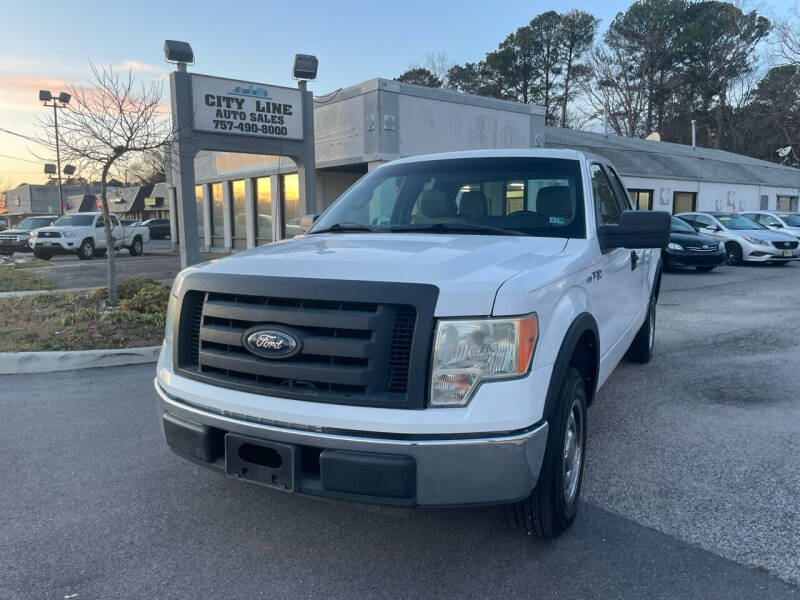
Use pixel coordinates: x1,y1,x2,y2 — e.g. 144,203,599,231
17,240,182,289
1,262,798,599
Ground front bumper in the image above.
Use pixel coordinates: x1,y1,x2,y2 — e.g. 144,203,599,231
744,245,799,262
29,239,78,254
663,248,725,267
155,379,549,507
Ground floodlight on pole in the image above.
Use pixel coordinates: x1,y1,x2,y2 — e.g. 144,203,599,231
39,89,71,215
164,40,194,72
44,164,57,175
63,164,76,176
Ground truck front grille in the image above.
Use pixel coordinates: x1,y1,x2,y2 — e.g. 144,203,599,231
173,276,438,409
37,231,62,238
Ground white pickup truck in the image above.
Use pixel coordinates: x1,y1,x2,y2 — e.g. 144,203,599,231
155,149,669,538
29,212,150,260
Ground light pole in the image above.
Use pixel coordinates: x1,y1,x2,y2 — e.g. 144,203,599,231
39,90,71,215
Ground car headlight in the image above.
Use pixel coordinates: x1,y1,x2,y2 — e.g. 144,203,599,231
667,242,683,251
430,314,538,407
742,235,766,246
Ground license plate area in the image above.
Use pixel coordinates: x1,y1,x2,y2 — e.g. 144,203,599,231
224,434,299,492
783,249,793,257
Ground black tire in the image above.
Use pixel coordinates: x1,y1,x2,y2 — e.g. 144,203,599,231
725,242,743,266
510,367,587,539
94,248,107,258
33,250,52,261
695,266,716,272
78,239,94,260
128,236,143,256
626,293,656,363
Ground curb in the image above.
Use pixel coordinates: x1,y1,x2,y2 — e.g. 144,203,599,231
0,286,101,299
0,345,161,375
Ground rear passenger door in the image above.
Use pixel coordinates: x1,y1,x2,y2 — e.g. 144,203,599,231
587,163,643,356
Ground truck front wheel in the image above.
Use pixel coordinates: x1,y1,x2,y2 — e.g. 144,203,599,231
78,239,94,260
128,236,143,256
510,367,587,539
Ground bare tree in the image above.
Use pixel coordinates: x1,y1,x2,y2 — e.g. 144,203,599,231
38,63,171,305
581,45,649,137
774,5,800,66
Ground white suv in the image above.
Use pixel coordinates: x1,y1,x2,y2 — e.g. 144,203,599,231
155,150,669,538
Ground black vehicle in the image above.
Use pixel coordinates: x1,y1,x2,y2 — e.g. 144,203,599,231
0,215,59,254
142,218,170,239
662,216,726,271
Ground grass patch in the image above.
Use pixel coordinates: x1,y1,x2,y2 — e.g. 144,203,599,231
0,269,56,292
0,256,52,270
0,279,170,352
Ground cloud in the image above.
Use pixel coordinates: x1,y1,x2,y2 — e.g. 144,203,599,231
115,60,165,75
0,76,71,113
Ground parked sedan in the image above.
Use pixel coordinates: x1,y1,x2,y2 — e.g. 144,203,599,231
663,216,725,271
142,218,171,239
676,211,799,265
742,211,800,240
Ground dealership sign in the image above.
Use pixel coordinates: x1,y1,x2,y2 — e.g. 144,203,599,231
191,75,303,140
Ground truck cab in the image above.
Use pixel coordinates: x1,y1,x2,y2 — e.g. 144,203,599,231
155,149,668,538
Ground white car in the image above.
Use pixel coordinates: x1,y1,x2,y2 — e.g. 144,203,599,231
29,212,150,260
155,149,669,539
676,211,799,265
741,210,800,240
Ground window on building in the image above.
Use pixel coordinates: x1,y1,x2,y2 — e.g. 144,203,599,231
760,194,769,210
210,182,223,239
777,195,799,212
256,177,273,243
673,192,696,214
195,184,204,239
629,189,654,210
231,180,246,239
282,173,300,238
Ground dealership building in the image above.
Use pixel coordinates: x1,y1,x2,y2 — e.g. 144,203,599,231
170,77,800,253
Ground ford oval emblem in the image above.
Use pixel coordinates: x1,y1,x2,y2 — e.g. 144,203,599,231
242,326,301,360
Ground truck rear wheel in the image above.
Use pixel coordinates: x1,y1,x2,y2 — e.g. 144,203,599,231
128,236,143,256
78,239,94,260
510,367,587,539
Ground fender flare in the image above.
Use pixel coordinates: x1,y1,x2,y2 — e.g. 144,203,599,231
542,312,600,418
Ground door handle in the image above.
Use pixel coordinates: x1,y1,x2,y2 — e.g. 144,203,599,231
630,250,638,270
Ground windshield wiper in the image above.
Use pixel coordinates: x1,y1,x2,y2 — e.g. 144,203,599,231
388,222,527,236
308,222,379,234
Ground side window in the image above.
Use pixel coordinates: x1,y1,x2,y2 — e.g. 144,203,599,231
590,164,622,226
110,215,119,227
694,215,714,229
764,215,780,226
96,217,104,228
606,166,633,211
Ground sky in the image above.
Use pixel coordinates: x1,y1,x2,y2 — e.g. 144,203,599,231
1,0,796,188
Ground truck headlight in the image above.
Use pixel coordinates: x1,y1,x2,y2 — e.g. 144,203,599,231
667,242,683,251
430,314,538,407
64,231,78,238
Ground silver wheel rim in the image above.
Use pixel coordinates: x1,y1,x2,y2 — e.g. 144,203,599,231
562,398,584,506
83,244,92,257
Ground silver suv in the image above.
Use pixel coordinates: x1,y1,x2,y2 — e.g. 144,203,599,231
676,211,799,265
741,210,800,240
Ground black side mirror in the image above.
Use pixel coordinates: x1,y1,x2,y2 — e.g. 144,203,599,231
599,210,670,251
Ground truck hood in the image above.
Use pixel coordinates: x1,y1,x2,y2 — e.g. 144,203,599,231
196,233,568,316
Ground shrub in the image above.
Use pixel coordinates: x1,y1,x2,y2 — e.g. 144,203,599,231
60,307,100,326
91,277,161,301
120,283,170,316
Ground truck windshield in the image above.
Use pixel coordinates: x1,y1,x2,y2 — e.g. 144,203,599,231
53,215,95,227
310,157,586,238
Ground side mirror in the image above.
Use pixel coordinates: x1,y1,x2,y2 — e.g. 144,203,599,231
599,210,670,251
772,223,783,228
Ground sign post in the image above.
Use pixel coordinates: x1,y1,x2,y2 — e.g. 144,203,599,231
169,70,316,268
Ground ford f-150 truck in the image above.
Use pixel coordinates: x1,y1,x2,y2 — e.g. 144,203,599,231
29,212,150,260
155,149,669,538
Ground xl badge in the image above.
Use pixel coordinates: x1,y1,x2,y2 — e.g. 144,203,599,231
242,326,301,359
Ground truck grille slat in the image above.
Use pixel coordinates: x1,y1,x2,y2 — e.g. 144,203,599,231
174,278,438,409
